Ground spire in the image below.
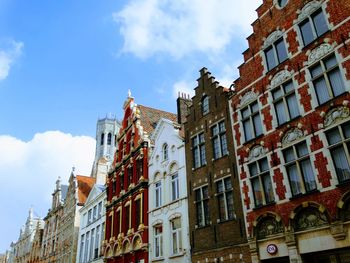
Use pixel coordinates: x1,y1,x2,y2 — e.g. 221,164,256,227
128,89,132,98
56,176,61,190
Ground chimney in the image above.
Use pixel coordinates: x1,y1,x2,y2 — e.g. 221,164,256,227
177,93,192,125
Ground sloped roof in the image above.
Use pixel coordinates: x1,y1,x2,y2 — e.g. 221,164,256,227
76,175,96,205
138,105,177,135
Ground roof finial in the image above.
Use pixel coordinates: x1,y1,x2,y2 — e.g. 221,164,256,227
128,89,132,98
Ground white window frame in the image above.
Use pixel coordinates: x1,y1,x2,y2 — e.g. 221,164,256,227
155,181,162,208
154,224,163,258
171,173,180,201
171,217,182,255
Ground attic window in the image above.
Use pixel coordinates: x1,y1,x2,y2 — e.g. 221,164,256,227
201,96,209,115
278,0,288,8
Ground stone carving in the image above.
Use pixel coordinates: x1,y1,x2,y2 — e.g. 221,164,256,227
297,0,322,23
248,145,266,161
263,30,284,49
133,236,142,250
257,216,284,239
270,70,292,88
308,43,333,65
240,91,258,108
294,207,328,231
281,128,304,146
324,106,350,127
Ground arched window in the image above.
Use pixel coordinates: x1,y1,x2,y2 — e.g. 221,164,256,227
162,143,168,161
101,133,105,145
107,133,112,145
294,206,328,231
256,215,283,239
202,96,209,115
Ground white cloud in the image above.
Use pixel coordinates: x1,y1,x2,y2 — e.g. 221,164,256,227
0,131,95,249
114,0,261,59
0,40,23,81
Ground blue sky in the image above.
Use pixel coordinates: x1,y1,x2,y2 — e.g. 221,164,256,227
0,0,260,252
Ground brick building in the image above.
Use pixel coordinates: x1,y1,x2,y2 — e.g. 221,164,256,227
230,0,350,262
183,68,251,263
103,92,176,263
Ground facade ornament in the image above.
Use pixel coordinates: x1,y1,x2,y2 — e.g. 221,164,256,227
294,207,328,231
256,216,284,239
270,70,292,88
308,43,333,65
324,106,350,127
281,128,304,146
240,91,258,108
297,0,322,23
263,30,284,49
248,145,266,161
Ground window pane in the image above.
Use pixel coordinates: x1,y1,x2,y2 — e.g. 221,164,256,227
329,69,345,97
200,144,206,164
265,47,277,70
262,173,274,203
202,186,209,198
216,180,224,193
331,147,350,182
226,191,234,219
213,137,220,159
212,125,219,136
199,133,205,143
314,77,331,104
310,64,323,78
300,159,317,191
259,158,269,172
252,177,263,206
249,162,258,176
343,122,350,138
326,128,342,145
325,55,337,69
283,81,294,93
286,94,300,119
313,10,328,36
272,88,283,100
251,102,259,113
275,100,288,124
296,142,308,157
242,107,250,119
253,114,263,136
276,38,288,62
203,199,210,224
196,203,203,226
221,134,228,155
219,122,225,132
224,178,232,190
243,119,253,141
218,195,226,220
195,189,201,201
287,164,302,195
284,148,295,163
300,20,314,45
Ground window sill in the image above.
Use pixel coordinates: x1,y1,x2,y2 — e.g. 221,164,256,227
212,153,229,162
217,217,235,224
152,257,165,262
192,164,207,171
243,134,264,146
315,91,349,110
195,224,211,230
169,252,186,259
289,189,319,200
252,201,276,211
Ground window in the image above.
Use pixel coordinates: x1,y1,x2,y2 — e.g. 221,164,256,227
272,80,300,125
101,222,105,241
325,121,350,183
90,228,95,260
195,186,210,227
249,157,275,207
135,199,141,228
125,205,130,231
171,218,182,255
212,121,228,159
88,209,92,224
127,167,133,186
155,181,162,208
136,159,143,181
283,141,317,196
310,54,345,105
202,96,209,115
216,177,234,221
154,225,163,258
98,202,102,218
192,133,206,168
95,226,100,259
107,133,112,145
277,0,288,8
79,235,84,263
120,173,124,191
171,173,179,201
162,143,168,161
93,205,97,221
265,38,288,70
100,133,104,145
84,232,90,262
241,101,263,141
299,9,328,46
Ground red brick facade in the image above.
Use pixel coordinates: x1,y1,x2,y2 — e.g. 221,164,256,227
230,0,350,262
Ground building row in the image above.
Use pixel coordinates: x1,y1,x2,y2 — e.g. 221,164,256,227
3,0,350,262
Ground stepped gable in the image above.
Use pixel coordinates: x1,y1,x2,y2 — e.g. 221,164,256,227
76,175,96,205
137,104,177,136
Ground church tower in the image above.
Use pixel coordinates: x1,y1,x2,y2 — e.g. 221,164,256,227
91,115,120,183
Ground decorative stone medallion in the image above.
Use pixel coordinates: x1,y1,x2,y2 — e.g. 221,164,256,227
248,145,266,161
281,128,304,147
263,30,284,49
270,70,292,88
324,106,350,127
240,91,258,108
308,43,333,65
297,0,322,23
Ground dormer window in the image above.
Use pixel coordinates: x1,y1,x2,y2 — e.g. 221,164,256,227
162,143,168,161
201,96,209,115
299,8,328,46
264,38,288,71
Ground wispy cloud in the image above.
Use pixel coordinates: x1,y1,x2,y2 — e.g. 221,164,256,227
0,131,95,248
172,80,195,99
114,0,261,59
0,39,23,81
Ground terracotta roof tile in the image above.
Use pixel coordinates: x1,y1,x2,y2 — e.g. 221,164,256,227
138,105,177,135
76,175,96,205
